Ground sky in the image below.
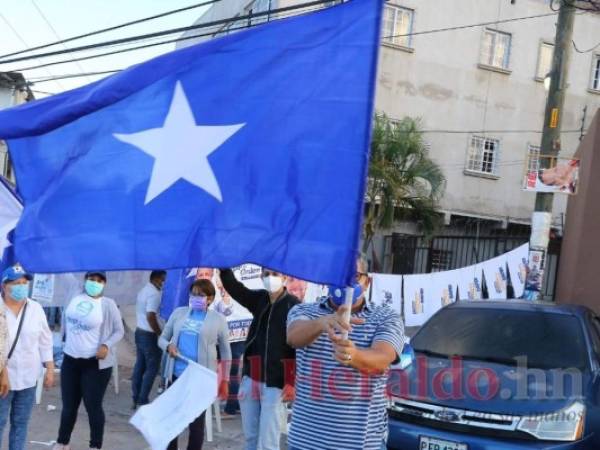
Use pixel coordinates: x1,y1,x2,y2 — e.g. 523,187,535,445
0,0,211,98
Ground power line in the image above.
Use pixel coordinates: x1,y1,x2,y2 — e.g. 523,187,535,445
0,0,331,66
29,70,123,83
9,4,326,73
572,38,600,52
0,11,65,91
30,0,92,83
2,1,573,70
0,0,223,61
383,11,558,40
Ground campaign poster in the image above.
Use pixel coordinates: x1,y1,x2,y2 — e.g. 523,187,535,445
524,157,579,194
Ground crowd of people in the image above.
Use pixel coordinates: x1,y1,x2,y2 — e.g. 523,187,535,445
0,258,405,450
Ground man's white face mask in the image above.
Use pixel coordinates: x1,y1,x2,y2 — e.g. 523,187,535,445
263,275,283,293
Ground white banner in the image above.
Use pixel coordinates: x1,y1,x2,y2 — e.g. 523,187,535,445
506,244,529,298
481,255,509,300
456,264,484,301
130,361,217,450
403,273,436,327
369,273,402,313
431,269,460,310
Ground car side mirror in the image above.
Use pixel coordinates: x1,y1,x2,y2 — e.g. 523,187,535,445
399,343,415,370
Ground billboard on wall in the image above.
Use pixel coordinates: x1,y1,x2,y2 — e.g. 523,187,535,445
524,156,580,194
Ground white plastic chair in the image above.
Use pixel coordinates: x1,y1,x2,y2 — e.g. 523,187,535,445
204,400,222,442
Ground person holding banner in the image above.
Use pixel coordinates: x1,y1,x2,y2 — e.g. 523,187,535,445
220,268,299,450
159,278,231,450
0,264,54,450
286,258,404,450
54,271,124,450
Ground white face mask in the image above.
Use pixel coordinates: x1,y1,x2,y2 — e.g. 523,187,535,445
263,275,283,293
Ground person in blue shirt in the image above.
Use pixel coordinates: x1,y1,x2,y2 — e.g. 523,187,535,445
159,279,231,450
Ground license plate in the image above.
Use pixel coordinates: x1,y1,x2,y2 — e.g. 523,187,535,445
419,436,467,450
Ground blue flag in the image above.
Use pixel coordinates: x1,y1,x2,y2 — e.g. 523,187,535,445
0,0,383,286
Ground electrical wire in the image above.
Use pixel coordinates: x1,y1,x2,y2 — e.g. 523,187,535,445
9,4,326,73
572,39,600,53
0,0,223,61
0,0,331,66
30,0,92,83
1,2,575,69
0,11,65,91
382,11,558,40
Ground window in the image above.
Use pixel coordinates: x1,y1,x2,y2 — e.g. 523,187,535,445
382,5,414,48
536,42,554,80
480,29,511,70
411,309,590,370
590,317,600,356
527,144,541,172
590,54,600,91
466,136,500,175
430,250,452,272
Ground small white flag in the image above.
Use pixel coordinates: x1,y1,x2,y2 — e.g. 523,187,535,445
130,360,217,450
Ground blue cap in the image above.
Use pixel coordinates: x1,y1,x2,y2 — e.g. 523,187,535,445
85,271,107,282
1,264,32,284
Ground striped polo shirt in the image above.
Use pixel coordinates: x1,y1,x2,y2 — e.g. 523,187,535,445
287,298,405,450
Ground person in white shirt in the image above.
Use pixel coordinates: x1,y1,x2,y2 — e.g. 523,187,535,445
53,271,124,450
131,270,166,409
0,264,54,450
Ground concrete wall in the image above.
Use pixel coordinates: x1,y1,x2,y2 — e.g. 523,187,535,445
556,108,600,313
179,0,600,228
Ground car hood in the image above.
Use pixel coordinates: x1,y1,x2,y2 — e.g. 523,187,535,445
388,355,592,416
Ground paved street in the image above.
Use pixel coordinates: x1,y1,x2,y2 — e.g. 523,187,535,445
21,367,252,450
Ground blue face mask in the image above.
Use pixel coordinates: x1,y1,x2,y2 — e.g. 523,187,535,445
85,280,105,297
328,282,363,307
9,284,29,302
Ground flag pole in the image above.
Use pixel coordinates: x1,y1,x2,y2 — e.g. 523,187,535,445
341,286,354,340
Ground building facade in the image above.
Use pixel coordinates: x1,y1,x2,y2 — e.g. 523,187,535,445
178,0,600,288
0,72,33,182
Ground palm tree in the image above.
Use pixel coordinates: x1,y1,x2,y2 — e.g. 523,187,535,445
362,114,446,255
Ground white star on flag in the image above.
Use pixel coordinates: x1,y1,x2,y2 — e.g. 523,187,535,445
114,81,245,204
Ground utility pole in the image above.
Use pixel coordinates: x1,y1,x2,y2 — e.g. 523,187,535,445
523,0,576,301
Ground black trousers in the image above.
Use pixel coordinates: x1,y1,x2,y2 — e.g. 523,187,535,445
167,376,206,450
57,354,112,449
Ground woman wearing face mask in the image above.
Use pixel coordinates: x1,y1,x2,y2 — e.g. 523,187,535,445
53,271,124,450
0,264,54,450
159,279,231,450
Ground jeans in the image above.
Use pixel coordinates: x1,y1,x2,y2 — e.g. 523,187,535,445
0,387,36,450
132,328,162,406
167,376,205,450
43,307,62,329
239,376,283,450
224,341,245,415
57,354,112,449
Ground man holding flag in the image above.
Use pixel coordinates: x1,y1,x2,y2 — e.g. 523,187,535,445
286,258,405,450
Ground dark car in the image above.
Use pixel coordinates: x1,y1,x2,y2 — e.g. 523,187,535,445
387,301,600,449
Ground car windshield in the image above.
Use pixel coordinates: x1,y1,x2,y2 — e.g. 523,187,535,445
411,307,590,370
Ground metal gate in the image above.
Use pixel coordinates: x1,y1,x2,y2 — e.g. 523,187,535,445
387,234,562,300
